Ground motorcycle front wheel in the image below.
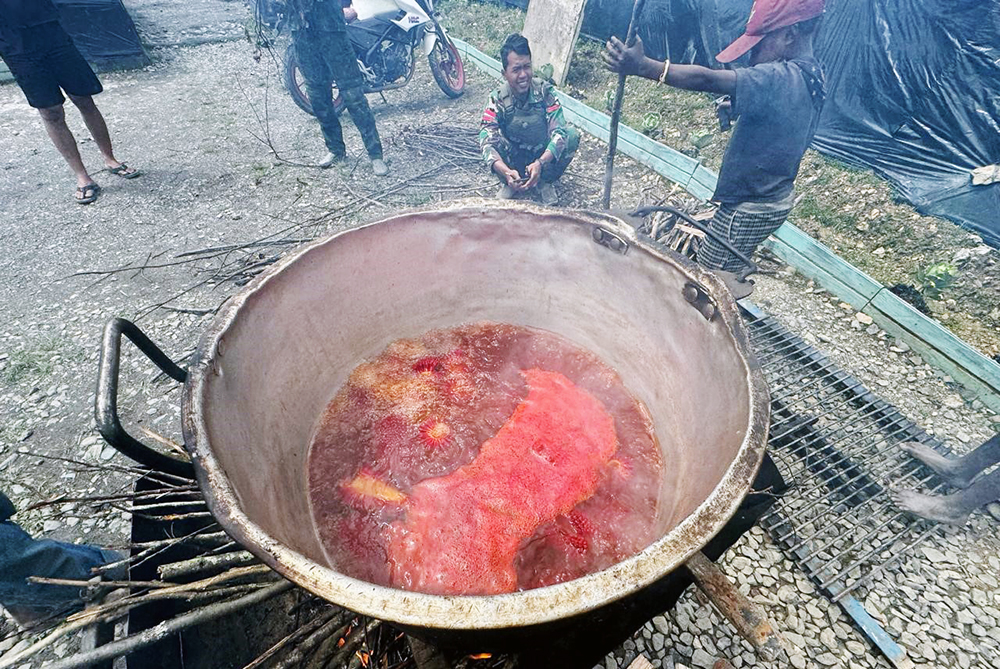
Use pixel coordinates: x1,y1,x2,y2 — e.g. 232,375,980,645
428,37,465,99
284,43,345,118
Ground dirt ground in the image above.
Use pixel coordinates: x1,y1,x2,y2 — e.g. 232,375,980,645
0,2,999,667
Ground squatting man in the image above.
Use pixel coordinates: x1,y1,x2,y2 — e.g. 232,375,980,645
480,34,580,206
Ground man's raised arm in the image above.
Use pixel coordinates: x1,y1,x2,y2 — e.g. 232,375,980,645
604,35,736,95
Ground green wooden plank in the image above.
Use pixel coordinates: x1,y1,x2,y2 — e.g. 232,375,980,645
455,39,502,78
864,304,1000,413
618,124,701,174
869,290,1000,393
689,164,720,197
558,96,612,141
687,183,715,202
772,223,883,301
762,238,870,309
683,173,716,201
559,95,700,186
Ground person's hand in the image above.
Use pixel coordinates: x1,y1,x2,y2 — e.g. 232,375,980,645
343,6,358,22
494,160,523,188
523,160,543,190
603,35,646,76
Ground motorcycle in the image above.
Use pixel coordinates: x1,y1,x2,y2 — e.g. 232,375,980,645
282,0,465,117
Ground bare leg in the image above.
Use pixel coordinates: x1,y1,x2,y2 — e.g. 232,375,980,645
67,94,126,170
900,434,1000,488
894,467,1000,525
37,104,95,191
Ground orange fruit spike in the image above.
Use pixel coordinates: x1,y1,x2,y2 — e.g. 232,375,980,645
341,470,407,505
420,419,452,448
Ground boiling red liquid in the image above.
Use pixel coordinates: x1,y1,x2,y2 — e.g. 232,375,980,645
307,322,663,595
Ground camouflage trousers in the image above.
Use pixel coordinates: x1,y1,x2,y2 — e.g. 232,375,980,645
493,127,580,184
293,28,383,159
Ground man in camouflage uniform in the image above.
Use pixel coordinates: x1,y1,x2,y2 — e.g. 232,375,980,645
287,0,387,175
479,34,579,205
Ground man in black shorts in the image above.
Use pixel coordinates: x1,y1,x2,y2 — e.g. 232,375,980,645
0,0,140,204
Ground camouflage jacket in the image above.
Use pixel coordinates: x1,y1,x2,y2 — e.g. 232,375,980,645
283,0,349,33
479,77,570,167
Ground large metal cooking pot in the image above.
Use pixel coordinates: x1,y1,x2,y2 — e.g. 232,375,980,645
96,200,769,648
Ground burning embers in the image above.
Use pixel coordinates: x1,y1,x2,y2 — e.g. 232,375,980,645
307,322,663,595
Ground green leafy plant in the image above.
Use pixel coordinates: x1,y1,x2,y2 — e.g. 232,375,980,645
537,63,555,83
916,262,958,299
641,112,661,136
604,87,616,112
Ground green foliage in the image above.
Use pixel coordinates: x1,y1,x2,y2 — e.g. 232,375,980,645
604,87,616,112
2,339,61,385
692,133,714,149
794,195,856,231
436,0,523,58
916,262,958,299
565,40,607,88
641,112,661,136
537,63,554,83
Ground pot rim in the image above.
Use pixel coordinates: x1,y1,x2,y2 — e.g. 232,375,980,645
181,199,770,630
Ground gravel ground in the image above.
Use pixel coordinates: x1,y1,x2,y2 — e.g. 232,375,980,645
0,7,998,667
125,0,249,49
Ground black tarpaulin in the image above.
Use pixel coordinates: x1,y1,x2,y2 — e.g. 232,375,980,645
500,0,1000,245
582,0,752,67
54,0,148,70
809,0,1000,246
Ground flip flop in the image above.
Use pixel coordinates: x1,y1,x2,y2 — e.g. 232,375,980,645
75,183,101,205
109,164,141,179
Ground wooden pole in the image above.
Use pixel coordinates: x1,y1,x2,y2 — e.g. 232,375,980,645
685,551,785,662
601,0,648,209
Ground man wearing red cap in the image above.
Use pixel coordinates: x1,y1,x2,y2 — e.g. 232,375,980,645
605,0,826,281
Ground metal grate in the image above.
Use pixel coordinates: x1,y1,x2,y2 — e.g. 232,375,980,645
745,306,947,602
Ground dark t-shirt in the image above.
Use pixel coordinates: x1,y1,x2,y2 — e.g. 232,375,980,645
0,0,61,56
713,57,826,204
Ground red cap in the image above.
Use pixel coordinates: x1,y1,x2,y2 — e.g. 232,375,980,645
716,0,824,63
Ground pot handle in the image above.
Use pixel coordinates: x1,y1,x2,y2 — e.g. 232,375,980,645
629,205,758,283
95,318,196,479
685,551,785,662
